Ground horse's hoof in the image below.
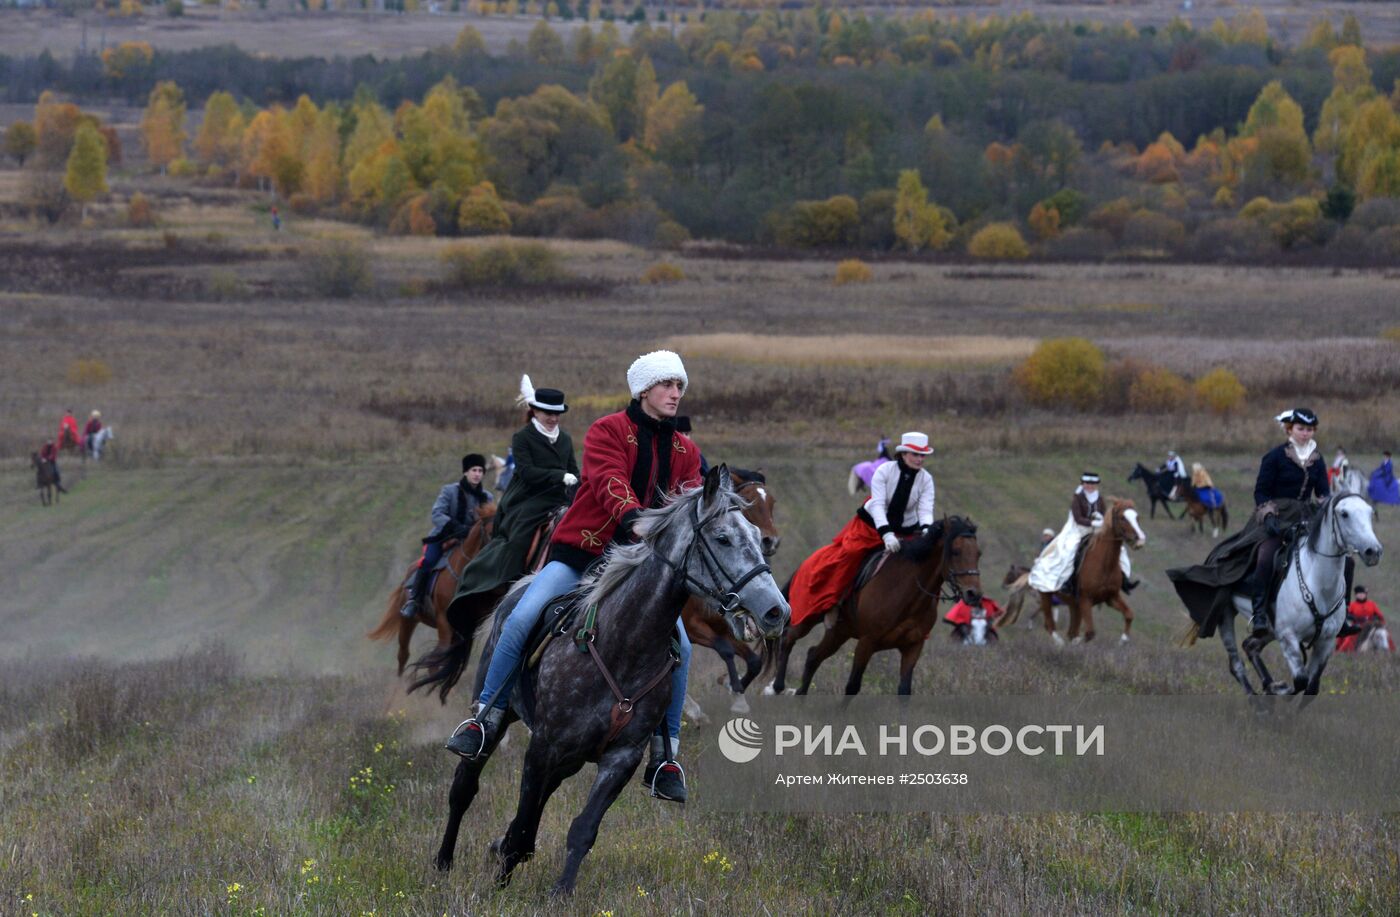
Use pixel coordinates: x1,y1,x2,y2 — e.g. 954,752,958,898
730,694,750,714
761,683,776,696
435,856,453,873
1070,636,1084,646
1051,633,1066,647
1120,633,1130,644
488,836,504,855
548,882,574,899
784,688,797,696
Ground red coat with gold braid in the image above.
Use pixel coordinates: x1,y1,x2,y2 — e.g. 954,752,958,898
549,405,702,570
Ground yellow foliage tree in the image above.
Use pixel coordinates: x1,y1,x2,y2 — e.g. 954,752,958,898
64,122,109,220
140,81,187,174
193,91,241,167
1028,203,1060,240
1194,368,1247,415
101,41,154,80
892,169,950,251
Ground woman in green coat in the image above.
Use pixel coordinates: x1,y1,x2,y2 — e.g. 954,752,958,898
447,376,578,618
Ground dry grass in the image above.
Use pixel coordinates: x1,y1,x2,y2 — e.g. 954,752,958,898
664,333,1039,367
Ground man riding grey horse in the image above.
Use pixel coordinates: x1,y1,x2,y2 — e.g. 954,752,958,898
445,351,702,802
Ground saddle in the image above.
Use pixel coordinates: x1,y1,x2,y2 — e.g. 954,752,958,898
401,538,462,589
523,587,590,670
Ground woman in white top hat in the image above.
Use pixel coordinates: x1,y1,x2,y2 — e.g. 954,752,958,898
787,432,936,626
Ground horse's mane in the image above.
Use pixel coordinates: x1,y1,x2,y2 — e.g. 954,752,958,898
1087,498,1128,548
900,515,977,565
583,482,747,608
1306,492,1352,553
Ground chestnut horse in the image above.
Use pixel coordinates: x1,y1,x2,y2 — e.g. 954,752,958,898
681,469,780,715
369,505,498,676
1035,498,1146,645
767,517,982,696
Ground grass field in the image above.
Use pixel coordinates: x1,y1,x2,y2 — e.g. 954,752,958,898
3,453,1400,914
3,168,1400,913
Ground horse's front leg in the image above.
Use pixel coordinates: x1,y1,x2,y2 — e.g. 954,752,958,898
1108,593,1133,643
496,737,578,886
1299,637,1336,708
551,742,646,897
1039,592,1064,646
1276,633,1309,695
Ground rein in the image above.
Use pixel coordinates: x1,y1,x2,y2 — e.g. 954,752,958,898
653,498,772,614
1292,494,1366,656
579,493,770,754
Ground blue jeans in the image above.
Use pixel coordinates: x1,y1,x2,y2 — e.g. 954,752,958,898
477,560,693,741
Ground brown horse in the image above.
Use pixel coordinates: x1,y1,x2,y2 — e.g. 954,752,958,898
681,469,780,715
767,517,982,696
1181,488,1228,538
369,505,498,676
1035,498,1147,645
32,453,59,506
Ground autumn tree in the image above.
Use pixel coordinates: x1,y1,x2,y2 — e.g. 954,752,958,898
643,81,702,166
140,81,187,174
892,169,950,251
1240,81,1311,187
64,122,108,219
526,20,565,64
34,91,84,168
193,91,242,168
3,121,36,166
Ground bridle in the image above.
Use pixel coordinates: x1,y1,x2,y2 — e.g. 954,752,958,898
911,528,981,604
654,496,772,614
1293,493,1369,655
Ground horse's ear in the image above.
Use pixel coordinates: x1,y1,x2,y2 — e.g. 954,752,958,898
704,463,728,503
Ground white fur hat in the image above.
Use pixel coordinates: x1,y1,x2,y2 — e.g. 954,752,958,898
627,350,688,399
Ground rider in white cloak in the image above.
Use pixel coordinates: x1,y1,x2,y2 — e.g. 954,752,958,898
1029,472,1137,594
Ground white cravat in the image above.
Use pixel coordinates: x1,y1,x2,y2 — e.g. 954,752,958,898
532,418,560,443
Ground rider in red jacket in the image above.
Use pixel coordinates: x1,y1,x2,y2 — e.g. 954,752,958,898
446,350,703,802
58,409,80,450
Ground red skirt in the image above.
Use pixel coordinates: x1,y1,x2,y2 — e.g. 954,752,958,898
788,515,883,627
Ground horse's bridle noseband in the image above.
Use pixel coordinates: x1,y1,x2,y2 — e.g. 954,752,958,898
655,498,772,614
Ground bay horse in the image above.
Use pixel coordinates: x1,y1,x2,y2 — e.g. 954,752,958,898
1036,498,1146,645
1128,463,1181,519
32,453,59,506
682,468,780,715
368,504,498,676
1181,485,1229,538
766,516,982,696
411,467,787,892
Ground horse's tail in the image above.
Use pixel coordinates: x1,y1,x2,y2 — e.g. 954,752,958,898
1176,619,1201,647
367,589,405,642
998,572,1031,627
846,467,862,496
408,601,484,704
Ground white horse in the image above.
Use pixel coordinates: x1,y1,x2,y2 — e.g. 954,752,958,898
84,426,114,461
1334,467,1366,497
1219,494,1382,696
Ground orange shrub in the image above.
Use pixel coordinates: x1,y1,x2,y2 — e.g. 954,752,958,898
1128,366,1191,412
833,259,873,285
967,222,1030,260
67,358,113,386
126,192,156,228
1013,337,1105,409
642,262,685,284
1194,368,1247,415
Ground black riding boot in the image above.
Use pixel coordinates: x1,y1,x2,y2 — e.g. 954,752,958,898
445,703,502,760
402,562,433,619
642,734,687,803
1122,578,1140,594
1249,577,1272,638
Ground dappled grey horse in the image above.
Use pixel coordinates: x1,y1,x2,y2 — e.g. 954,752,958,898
413,465,788,895
1220,493,1382,697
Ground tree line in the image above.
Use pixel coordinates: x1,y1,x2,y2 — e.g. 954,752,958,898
7,8,1400,259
